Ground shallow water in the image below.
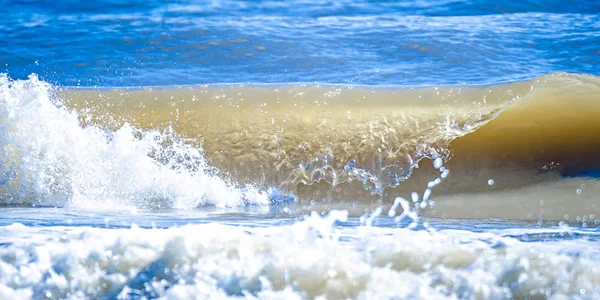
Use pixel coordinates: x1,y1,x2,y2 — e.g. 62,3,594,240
1,0,600,299
1,208,600,299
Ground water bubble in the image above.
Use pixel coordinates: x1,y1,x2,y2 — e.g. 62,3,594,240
576,188,582,195
487,179,494,185
433,157,443,169
428,200,435,207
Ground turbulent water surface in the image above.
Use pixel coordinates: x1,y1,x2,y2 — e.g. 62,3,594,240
1,0,600,299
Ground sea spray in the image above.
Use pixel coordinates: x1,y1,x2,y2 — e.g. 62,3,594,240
383,156,449,228
0,74,269,208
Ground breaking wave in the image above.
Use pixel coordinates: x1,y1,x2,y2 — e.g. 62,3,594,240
1,72,600,218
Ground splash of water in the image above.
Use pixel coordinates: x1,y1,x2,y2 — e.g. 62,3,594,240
0,74,269,209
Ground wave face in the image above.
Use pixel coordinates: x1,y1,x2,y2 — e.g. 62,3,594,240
2,73,600,220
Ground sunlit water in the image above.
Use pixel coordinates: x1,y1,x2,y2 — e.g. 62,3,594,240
1,0,600,299
3,0,600,86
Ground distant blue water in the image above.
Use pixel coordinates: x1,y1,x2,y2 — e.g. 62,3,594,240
1,0,600,87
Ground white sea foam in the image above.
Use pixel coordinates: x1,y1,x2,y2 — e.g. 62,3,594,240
0,214,598,299
0,74,269,208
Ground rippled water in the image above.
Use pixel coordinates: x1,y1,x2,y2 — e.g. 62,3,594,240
1,0,600,299
2,0,600,86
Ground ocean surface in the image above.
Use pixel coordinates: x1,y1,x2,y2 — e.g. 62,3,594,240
1,0,600,299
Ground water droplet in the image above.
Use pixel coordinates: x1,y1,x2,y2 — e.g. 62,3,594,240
441,169,449,178
411,192,419,203
433,157,443,169
488,179,494,185
427,178,442,188
423,189,432,202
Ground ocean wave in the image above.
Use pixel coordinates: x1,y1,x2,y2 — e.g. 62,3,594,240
0,74,269,208
2,73,600,220
58,72,600,189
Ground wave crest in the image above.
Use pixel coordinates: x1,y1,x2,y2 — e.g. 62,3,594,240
0,74,268,208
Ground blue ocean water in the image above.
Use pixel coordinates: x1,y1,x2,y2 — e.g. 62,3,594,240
1,1,600,299
1,0,600,86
